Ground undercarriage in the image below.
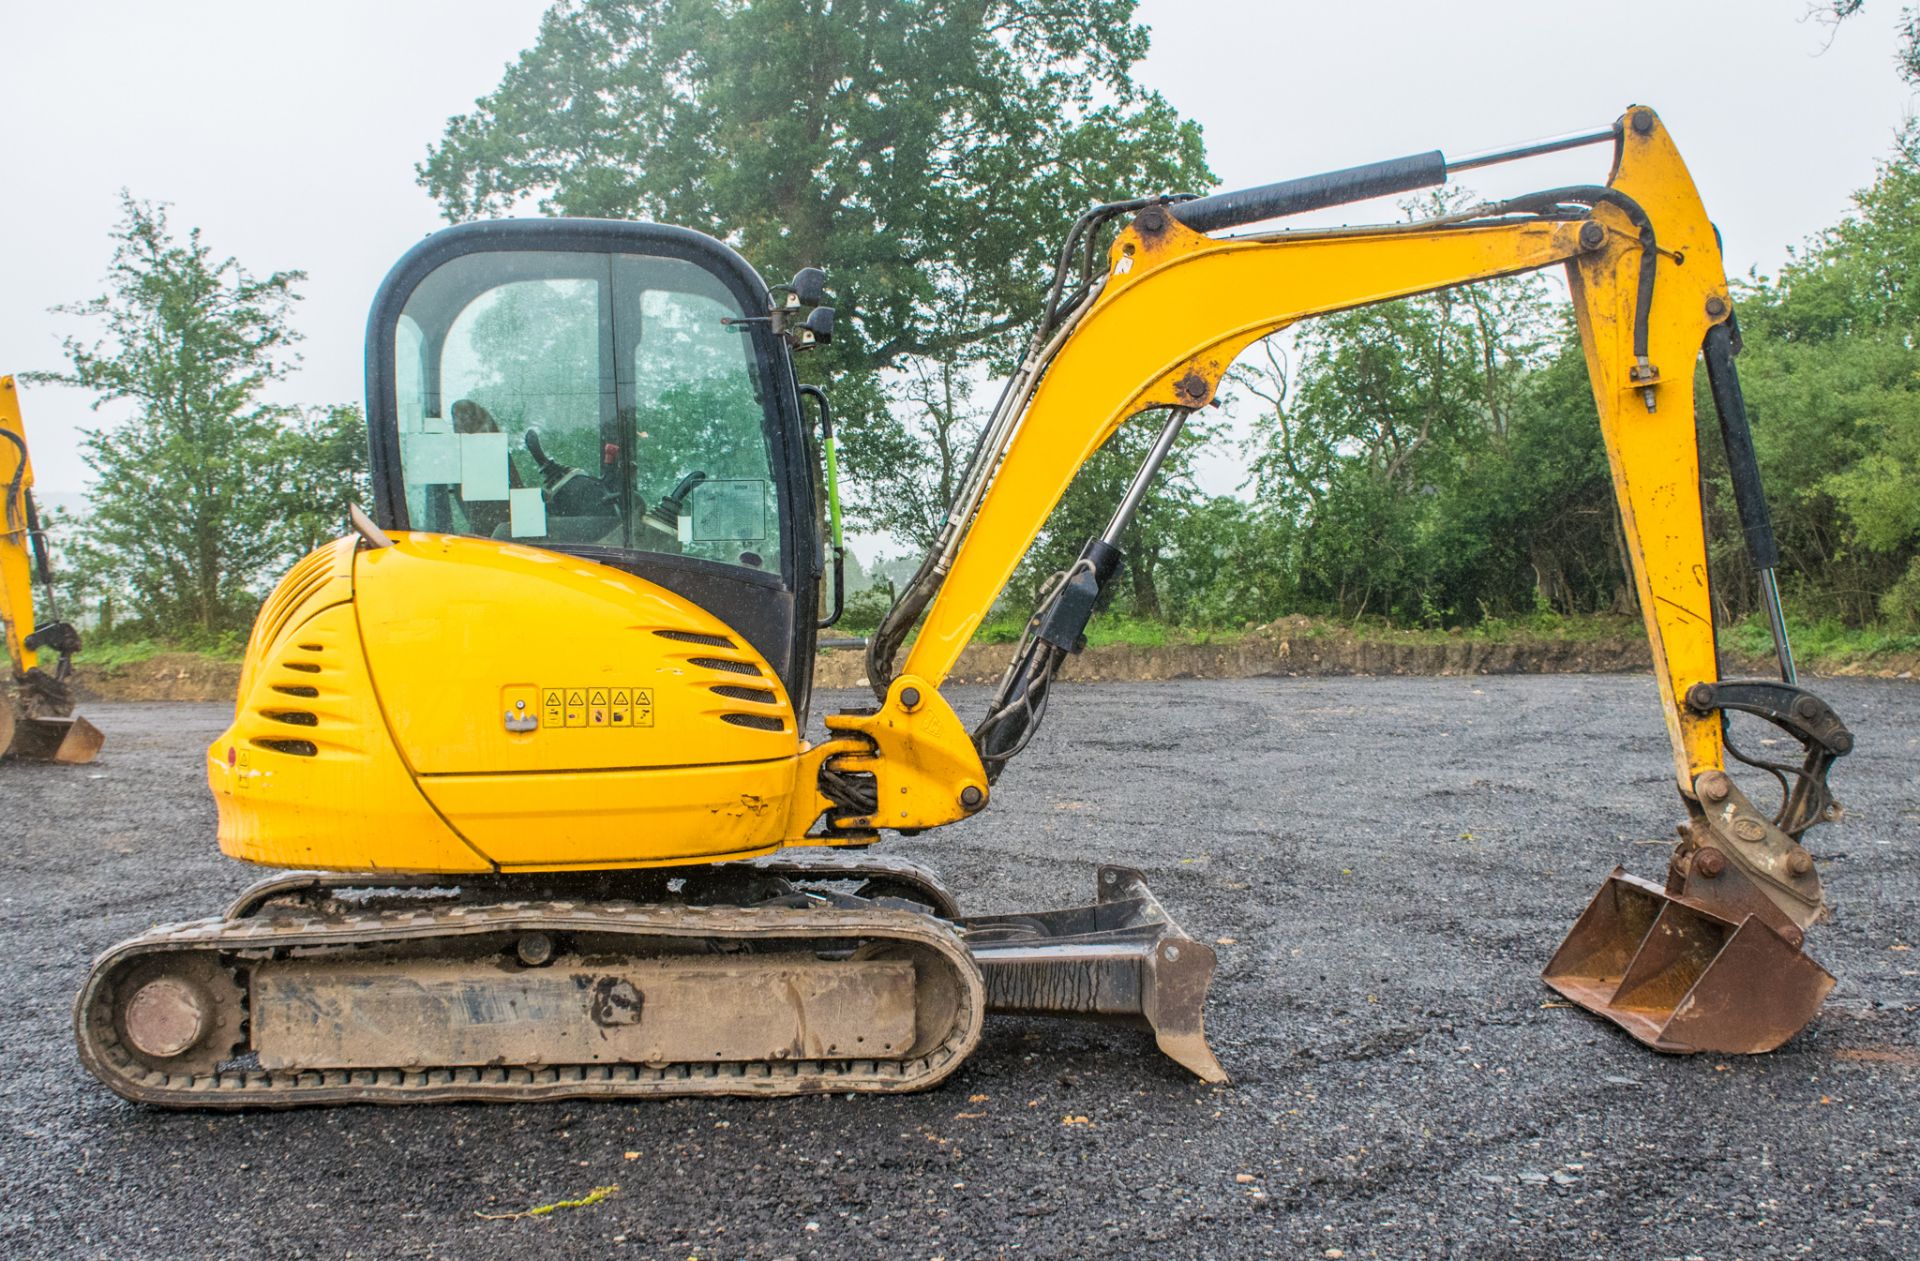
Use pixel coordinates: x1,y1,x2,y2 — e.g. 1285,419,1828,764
75,853,1223,1108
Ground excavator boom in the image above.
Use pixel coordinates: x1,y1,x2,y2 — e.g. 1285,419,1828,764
1,376,103,765
862,106,1847,1052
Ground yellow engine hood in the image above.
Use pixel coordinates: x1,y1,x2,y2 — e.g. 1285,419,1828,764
212,532,820,873
354,533,797,775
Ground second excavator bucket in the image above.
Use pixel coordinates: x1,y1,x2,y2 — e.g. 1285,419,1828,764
1543,869,1833,1054
2,708,105,764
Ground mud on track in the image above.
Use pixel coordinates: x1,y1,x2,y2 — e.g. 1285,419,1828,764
3,676,1916,1260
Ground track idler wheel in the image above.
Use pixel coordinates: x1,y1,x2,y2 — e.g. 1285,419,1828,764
103,955,247,1076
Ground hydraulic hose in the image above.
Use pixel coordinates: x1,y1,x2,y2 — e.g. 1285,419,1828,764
1703,319,1795,683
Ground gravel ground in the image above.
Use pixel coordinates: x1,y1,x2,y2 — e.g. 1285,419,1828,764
2,676,1916,1260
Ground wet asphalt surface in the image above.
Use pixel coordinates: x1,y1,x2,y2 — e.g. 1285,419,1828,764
2,676,1916,1260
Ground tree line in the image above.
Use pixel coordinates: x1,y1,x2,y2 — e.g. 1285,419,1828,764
30,196,367,644
35,0,1920,648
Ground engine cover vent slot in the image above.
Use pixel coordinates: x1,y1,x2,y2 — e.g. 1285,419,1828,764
252,548,334,653
271,685,320,698
711,685,778,705
720,712,785,732
690,656,760,676
655,629,734,648
263,710,318,727
250,738,318,757
283,662,321,675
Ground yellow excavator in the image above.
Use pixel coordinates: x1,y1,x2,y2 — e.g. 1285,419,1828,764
1,376,103,764
76,106,1854,1107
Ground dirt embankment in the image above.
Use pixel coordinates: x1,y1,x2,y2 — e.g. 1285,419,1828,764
74,653,241,704
814,616,1920,690
813,633,1666,689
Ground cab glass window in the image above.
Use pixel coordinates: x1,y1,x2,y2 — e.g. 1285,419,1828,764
391,250,782,576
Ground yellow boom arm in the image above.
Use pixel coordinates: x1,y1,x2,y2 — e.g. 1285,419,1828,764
860,108,1728,813
826,111,1851,1052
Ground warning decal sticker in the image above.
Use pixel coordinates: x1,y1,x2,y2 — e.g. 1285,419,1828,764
545,687,654,730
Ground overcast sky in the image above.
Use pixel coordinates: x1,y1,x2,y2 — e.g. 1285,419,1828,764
2,1,1913,506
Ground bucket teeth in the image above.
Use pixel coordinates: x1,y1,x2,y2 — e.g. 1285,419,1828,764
1543,868,1834,1054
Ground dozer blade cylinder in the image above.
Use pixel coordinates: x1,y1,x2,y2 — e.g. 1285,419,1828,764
4,712,104,764
1542,869,1833,1054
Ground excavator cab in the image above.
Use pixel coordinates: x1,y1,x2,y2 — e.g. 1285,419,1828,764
364,220,829,707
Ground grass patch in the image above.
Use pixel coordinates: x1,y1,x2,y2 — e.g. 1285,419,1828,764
1722,615,1920,666
973,611,1242,648
823,606,1920,671
1357,612,1639,645
970,609,1920,663
74,638,171,669
77,636,246,669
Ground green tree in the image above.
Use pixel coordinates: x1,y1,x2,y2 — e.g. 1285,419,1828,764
1821,2,1920,85
1428,317,1634,621
33,195,367,638
1241,249,1561,622
275,404,375,558
1728,126,1920,623
1159,495,1298,628
417,0,1211,538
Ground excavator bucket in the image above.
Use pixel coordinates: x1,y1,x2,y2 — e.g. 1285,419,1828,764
2,707,105,764
1543,868,1833,1054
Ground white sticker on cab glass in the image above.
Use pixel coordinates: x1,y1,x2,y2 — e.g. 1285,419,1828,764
460,432,510,502
509,486,547,537
401,433,461,485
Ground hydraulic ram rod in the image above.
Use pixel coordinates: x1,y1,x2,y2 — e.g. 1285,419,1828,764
1170,151,1448,233
1168,123,1619,235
